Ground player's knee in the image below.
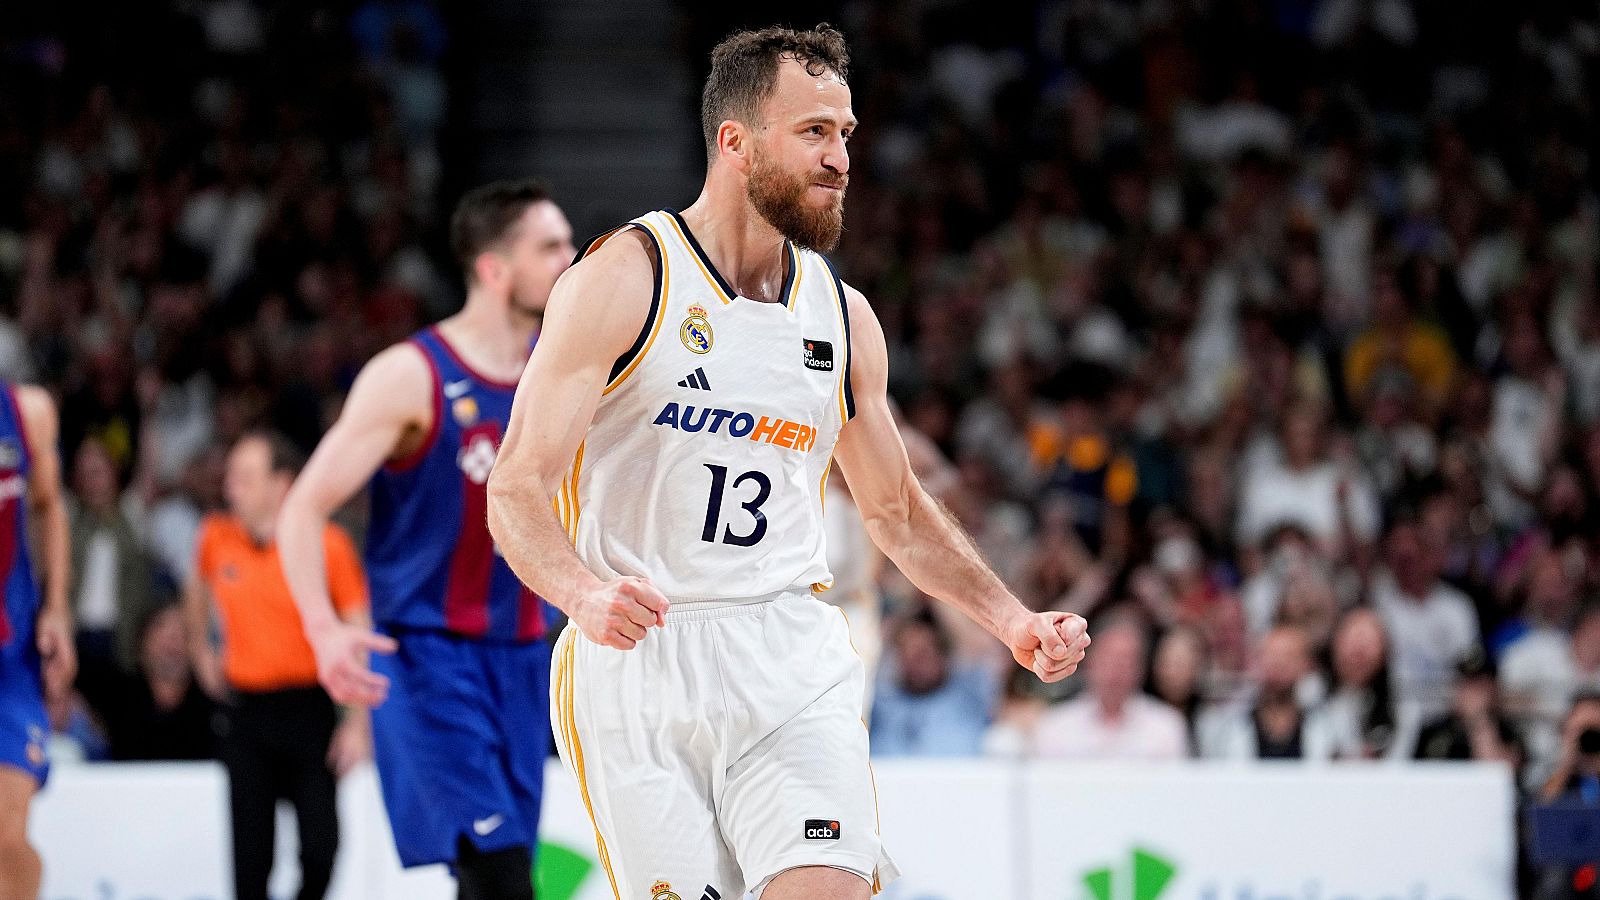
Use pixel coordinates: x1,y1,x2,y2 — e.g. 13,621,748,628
0,833,42,887
759,865,871,900
456,837,533,900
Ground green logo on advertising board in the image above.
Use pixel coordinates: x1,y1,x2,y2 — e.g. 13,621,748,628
1083,847,1176,900
536,840,594,900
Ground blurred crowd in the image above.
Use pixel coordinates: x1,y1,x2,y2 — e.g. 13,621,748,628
833,0,1600,794
0,0,451,760
6,0,1600,873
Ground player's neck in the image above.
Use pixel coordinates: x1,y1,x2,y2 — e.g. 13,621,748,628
679,191,789,303
438,297,539,378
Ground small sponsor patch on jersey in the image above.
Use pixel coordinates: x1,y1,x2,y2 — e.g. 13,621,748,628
802,339,834,371
804,819,841,840
452,396,480,426
0,440,20,470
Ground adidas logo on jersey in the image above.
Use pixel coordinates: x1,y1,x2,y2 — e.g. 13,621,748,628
677,367,712,391
652,402,817,452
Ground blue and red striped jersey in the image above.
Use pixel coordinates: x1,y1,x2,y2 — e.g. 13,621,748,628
364,327,545,642
0,382,36,654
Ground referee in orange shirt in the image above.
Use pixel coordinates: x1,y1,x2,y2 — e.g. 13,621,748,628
183,431,368,900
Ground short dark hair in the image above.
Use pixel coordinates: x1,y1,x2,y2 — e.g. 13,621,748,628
238,430,305,478
896,603,952,658
700,24,850,158
449,179,551,278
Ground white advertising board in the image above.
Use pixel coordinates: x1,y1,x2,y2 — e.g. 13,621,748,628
31,760,1515,900
1023,763,1516,900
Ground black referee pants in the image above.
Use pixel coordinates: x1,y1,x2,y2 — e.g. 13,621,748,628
221,686,339,900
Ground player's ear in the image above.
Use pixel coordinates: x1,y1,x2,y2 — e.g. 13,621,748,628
717,120,752,173
473,251,505,289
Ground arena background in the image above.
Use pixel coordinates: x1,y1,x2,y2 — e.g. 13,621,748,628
5,0,1599,897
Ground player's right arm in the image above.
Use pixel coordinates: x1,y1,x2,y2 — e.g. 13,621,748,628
487,231,670,650
277,344,430,705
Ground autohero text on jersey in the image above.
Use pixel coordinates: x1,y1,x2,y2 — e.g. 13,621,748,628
651,402,818,453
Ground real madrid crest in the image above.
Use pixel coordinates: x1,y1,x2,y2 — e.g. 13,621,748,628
680,304,713,355
650,880,681,900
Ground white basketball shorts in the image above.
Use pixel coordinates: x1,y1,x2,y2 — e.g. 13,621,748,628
550,588,900,899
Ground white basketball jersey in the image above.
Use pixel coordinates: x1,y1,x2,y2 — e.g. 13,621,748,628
558,209,855,600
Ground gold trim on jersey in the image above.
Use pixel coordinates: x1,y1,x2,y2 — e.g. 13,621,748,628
603,218,672,395
558,634,622,899
824,267,850,423
564,440,586,543
834,607,888,896
785,243,804,312
662,213,734,306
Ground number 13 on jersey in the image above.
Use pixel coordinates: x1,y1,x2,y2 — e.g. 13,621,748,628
701,463,771,547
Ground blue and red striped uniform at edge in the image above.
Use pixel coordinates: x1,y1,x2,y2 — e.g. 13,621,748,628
0,381,49,786
366,325,547,641
363,327,553,870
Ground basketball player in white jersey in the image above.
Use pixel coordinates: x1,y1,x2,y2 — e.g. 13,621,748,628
487,24,1090,900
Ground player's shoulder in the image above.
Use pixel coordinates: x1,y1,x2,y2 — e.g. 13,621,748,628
346,338,436,412
10,383,57,422
543,221,660,350
565,222,657,291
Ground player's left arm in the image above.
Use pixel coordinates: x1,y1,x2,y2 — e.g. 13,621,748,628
16,385,75,699
832,285,1090,683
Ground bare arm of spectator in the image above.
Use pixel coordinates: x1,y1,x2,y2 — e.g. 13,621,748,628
181,573,225,700
834,282,1089,683
17,385,75,701
277,343,439,706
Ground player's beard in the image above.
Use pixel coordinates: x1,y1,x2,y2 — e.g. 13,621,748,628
747,151,846,253
507,283,546,322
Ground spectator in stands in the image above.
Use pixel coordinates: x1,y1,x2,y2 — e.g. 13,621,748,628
1374,517,1482,718
1235,402,1381,560
1200,625,1333,760
1414,651,1523,773
183,432,368,900
1343,267,1458,419
1538,692,1600,803
871,607,997,757
102,602,215,762
1315,607,1414,761
67,436,157,713
1034,613,1187,760
1147,625,1210,756
1502,603,1600,781
1531,693,1600,900
1033,383,1137,565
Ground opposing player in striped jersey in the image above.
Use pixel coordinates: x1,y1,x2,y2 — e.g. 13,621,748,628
487,25,1090,900
279,180,573,900
0,382,74,900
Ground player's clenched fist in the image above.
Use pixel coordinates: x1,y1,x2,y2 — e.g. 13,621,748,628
573,575,671,650
1004,611,1091,683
